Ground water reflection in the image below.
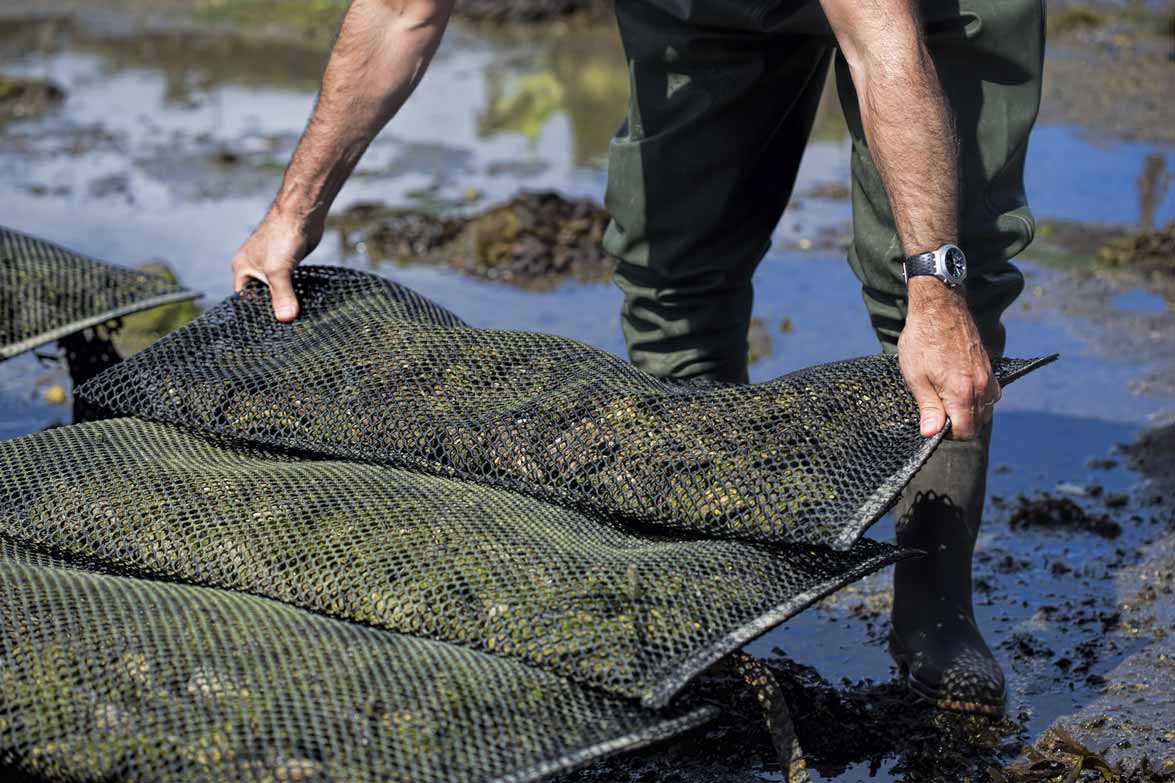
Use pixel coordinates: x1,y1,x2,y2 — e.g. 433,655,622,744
474,23,849,167
477,24,630,166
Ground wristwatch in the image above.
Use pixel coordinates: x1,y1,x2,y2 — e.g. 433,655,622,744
903,244,967,287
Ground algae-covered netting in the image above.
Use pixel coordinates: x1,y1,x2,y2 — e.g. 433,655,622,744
79,266,1054,549
0,537,714,783
0,417,909,708
0,225,199,359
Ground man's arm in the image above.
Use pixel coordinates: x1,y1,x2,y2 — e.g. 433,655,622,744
819,0,999,441
230,0,454,322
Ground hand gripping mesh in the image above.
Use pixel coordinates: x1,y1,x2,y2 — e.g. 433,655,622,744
0,418,910,708
78,266,1056,549
0,225,199,359
0,538,714,783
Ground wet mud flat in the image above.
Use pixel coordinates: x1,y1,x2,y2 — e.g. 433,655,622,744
1041,2,1175,146
559,421,1175,782
1015,421,1175,781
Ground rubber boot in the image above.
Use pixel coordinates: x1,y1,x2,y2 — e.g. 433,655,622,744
888,422,1006,717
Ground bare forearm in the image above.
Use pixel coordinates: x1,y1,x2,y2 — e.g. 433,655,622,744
273,0,452,223
231,0,452,322
823,0,959,257
856,52,958,257
821,0,998,440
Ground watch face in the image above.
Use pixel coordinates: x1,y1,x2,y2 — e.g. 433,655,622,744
944,247,966,280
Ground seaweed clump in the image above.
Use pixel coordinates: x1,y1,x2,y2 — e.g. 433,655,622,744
332,191,613,290
1008,494,1122,540
993,727,1175,783
1099,221,1175,276
0,75,64,123
1099,155,1174,277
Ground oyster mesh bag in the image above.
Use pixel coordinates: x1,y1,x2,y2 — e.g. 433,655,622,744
0,225,198,359
2,262,1055,782
0,537,714,783
0,418,909,709
78,266,1054,549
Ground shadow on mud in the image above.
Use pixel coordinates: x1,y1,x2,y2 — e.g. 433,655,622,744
566,655,1025,783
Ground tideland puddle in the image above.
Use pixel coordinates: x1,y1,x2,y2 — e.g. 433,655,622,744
1,1,1174,780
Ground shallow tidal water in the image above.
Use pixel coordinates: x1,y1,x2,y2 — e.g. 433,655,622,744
1,5,1174,780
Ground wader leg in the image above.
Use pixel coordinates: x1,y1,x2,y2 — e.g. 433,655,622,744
889,422,1007,716
604,1,833,382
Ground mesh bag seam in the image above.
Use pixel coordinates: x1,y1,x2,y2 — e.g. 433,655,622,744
643,541,909,707
0,417,913,708
76,266,1056,550
1,225,199,360
0,290,201,360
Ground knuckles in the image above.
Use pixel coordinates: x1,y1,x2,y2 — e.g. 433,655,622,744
949,379,976,401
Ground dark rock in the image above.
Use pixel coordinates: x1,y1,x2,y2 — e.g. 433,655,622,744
1009,494,1123,540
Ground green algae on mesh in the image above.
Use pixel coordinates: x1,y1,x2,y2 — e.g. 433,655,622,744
0,418,902,703
75,269,1052,548
1,226,198,358
0,553,712,783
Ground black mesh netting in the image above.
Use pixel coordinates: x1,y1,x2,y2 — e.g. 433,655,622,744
0,225,198,359
0,537,715,783
2,260,1057,782
78,266,1055,550
0,417,909,709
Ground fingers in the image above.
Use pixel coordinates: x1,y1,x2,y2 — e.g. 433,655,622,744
265,266,300,323
906,372,948,438
944,389,976,441
230,244,300,322
947,367,999,441
974,373,1001,432
897,297,1000,441
231,249,256,293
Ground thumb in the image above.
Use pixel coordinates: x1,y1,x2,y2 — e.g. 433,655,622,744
267,268,300,323
908,376,947,438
